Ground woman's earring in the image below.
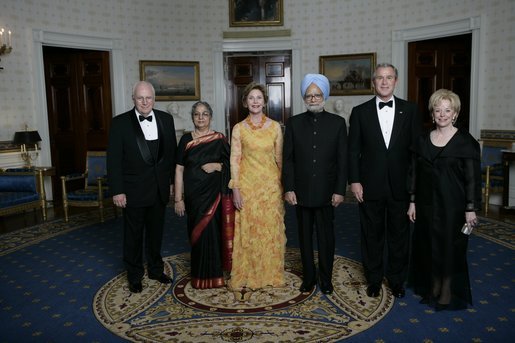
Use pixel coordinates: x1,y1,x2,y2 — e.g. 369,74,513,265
432,117,435,124
452,116,457,124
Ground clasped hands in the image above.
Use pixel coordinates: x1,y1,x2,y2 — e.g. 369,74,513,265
201,162,222,174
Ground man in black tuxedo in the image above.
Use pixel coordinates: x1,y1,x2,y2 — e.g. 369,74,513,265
283,74,348,295
107,81,176,293
348,63,421,298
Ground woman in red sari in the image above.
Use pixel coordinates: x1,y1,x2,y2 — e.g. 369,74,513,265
174,101,232,289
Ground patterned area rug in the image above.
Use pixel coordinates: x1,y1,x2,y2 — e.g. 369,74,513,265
474,216,514,249
93,249,393,342
1,206,513,342
0,208,117,257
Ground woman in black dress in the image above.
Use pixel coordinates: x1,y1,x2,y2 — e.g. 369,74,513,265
174,101,232,289
407,89,481,311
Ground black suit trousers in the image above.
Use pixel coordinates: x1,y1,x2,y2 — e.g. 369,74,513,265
123,200,166,283
359,193,410,287
296,205,335,286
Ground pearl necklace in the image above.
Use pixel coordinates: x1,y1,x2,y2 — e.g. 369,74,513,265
246,114,267,130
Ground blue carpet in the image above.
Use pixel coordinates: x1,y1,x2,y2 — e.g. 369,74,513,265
0,204,513,342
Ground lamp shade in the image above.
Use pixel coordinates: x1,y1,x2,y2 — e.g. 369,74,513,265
13,130,42,144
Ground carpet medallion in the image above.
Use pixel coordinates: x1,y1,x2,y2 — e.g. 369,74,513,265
93,249,393,342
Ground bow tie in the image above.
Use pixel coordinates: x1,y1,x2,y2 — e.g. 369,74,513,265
379,100,393,109
139,115,152,122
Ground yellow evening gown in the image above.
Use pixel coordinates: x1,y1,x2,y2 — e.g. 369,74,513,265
228,119,286,290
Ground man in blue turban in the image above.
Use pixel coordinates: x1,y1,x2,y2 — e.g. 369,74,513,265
282,73,348,295
300,73,331,101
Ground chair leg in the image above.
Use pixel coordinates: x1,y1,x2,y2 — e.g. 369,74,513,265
485,166,490,215
485,191,489,215
99,205,104,223
63,201,69,222
41,200,47,221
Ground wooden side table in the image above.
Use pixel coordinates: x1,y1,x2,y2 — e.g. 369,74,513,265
34,166,55,206
34,166,55,176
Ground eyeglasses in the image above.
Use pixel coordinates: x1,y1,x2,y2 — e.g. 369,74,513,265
304,93,323,101
134,96,154,103
193,111,211,118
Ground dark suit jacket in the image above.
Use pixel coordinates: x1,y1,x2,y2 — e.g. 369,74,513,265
107,108,176,207
348,96,421,201
282,110,348,207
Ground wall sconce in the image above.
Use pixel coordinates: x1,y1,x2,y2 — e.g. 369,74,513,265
0,27,13,70
13,129,42,168
0,27,12,54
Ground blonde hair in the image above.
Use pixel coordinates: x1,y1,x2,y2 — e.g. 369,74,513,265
428,89,461,116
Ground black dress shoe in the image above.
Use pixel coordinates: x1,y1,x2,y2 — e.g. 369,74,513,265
390,285,405,298
366,283,381,297
128,281,143,293
149,273,172,284
320,283,334,295
419,296,430,304
435,302,449,311
299,281,315,292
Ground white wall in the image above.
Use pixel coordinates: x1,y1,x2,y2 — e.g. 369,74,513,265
1,0,514,145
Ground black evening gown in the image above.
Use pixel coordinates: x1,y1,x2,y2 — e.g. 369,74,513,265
408,129,481,310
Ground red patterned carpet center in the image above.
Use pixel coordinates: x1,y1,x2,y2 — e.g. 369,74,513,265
174,269,312,314
93,249,394,342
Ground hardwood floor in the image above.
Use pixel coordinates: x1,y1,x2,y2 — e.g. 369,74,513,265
480,204,515,224
1,202,514,236
0,204,86,235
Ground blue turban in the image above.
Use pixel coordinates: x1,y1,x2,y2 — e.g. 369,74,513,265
301,74,330,100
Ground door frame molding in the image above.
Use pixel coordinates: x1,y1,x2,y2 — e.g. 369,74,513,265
392,16,482,136
212,38,302,133
31,29,125,167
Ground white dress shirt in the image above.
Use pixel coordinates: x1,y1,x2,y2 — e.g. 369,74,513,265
136,110,158,140
376,97,395,148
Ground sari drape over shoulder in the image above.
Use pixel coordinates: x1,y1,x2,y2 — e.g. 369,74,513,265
176,132,233,289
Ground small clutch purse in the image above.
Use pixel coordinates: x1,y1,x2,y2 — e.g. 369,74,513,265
461,223,473,235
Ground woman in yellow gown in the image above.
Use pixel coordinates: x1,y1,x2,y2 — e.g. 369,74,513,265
229,82,286,291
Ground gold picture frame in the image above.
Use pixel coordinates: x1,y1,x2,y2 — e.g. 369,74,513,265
229,0,283,27
139,60,200,101
319,53,377,96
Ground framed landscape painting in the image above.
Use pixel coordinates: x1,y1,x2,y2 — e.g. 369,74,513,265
139,60,200,101
319,53,377,95
229,0,283,27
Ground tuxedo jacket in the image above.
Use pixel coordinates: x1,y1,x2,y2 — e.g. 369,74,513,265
348,97,421,201
107,108,176,207
282,110,348,207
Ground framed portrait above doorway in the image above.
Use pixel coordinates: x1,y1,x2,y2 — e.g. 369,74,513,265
139,60,200,101
229,0,283,27
319,53,377,96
